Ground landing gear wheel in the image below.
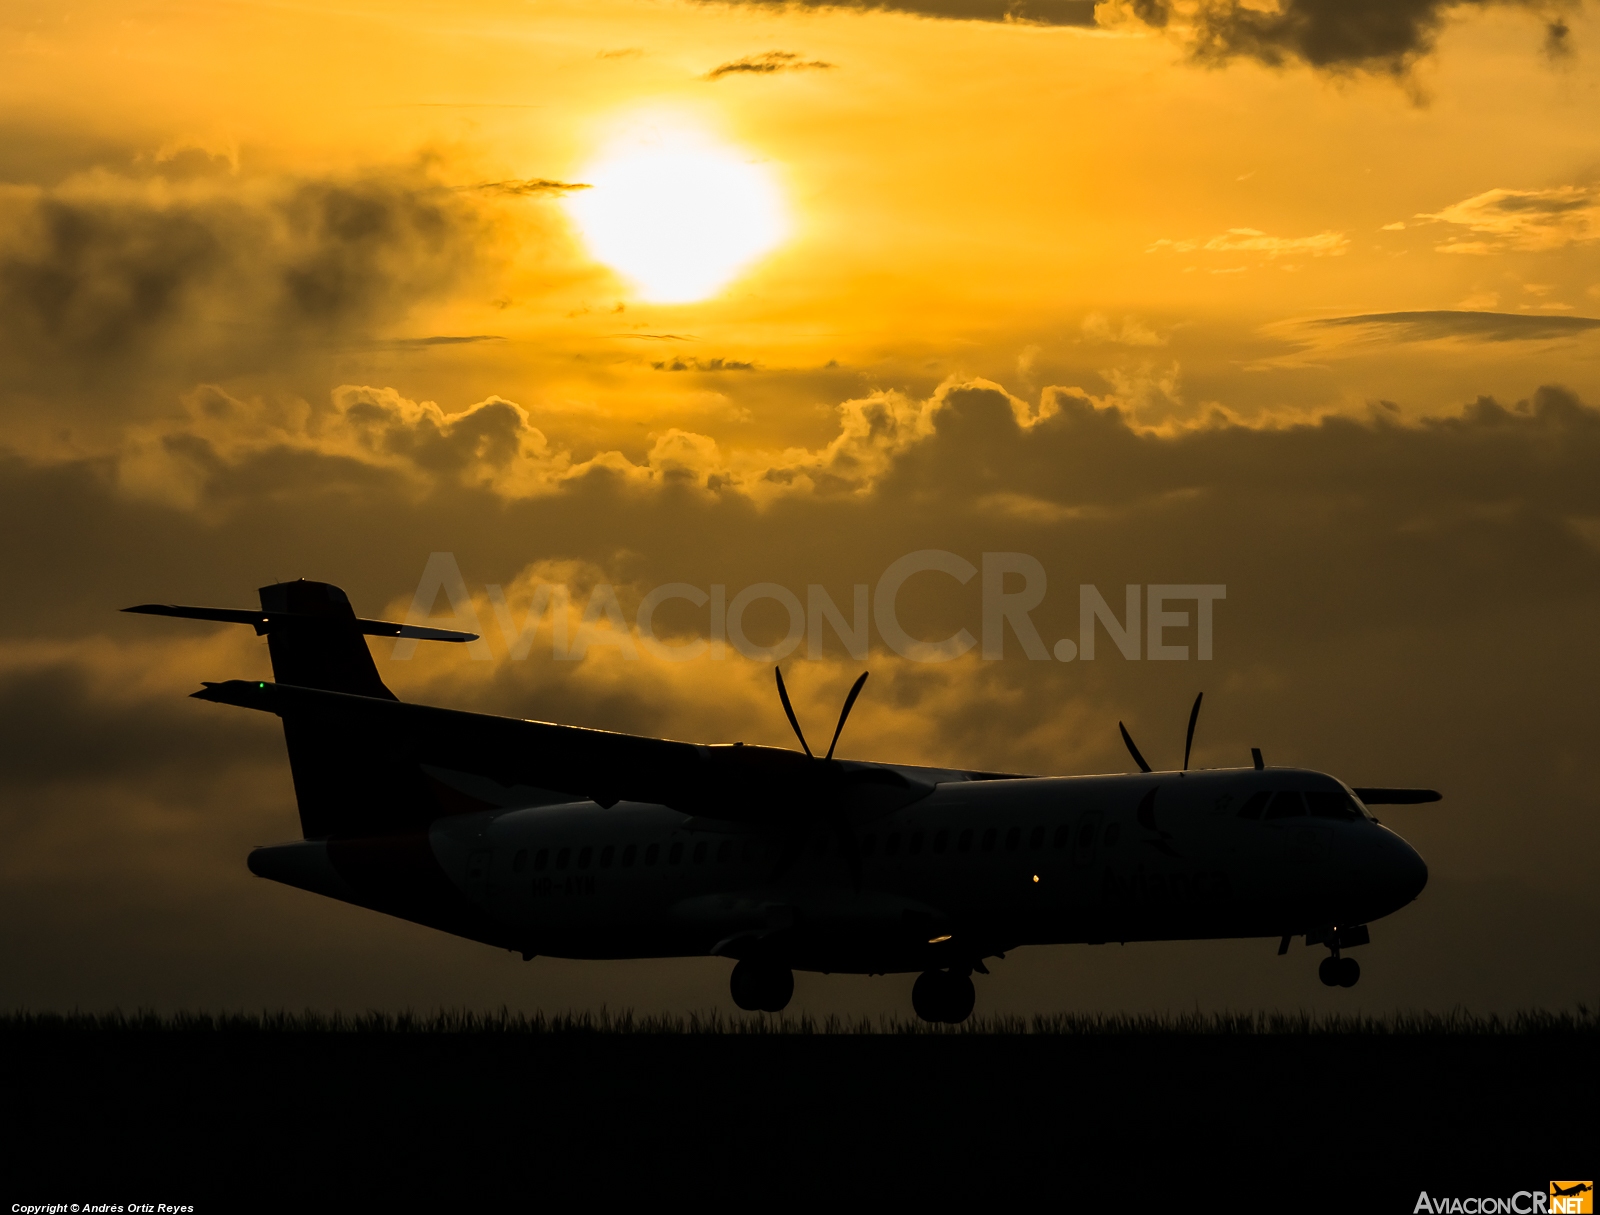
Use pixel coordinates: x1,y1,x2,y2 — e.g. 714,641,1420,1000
1318,956,1341,987
1337,957,1360,988
912,970,977,1024
730,960,794,1012
943,973,976,1024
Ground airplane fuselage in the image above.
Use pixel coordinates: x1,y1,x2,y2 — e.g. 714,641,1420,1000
251,764,1428,974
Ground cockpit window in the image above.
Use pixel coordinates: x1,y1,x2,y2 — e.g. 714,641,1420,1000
1306,791,1362,821
1264,791,1306,819
1237,792,1270,820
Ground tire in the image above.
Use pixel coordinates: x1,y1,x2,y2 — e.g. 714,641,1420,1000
911,970,949,1023
1318,956,1341,987
758,966,794,1012
729,960,764,1011
943,974,976,1024
1337,957,1360,988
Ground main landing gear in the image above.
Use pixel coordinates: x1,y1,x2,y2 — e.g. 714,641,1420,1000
912,969,977,1024
730,959,794,1012
1319,954,1360,988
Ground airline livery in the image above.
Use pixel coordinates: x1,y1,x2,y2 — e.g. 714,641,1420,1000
128,579,1437,1023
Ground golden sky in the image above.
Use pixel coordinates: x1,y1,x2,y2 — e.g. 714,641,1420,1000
1,0,1598,1016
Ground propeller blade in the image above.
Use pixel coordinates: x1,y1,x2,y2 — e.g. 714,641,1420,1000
823,671,870,761
1119,722,1152,773
1183,692,1203,772
774,666,813,758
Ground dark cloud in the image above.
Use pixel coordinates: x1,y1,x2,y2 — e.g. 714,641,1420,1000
704,0,1555,73
475,178,591,196
706,51,836,79
700,0,1097,27
364,335,507,349
0,167,486,406
651,357,756,370
1544,17,1574,58
1312,310,1600,342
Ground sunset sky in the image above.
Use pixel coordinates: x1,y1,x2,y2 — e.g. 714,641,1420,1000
2,0,1597,1017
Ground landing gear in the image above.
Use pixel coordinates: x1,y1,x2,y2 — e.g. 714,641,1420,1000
912,969,977,1024
729,960,794,1012
1318,955,1360,988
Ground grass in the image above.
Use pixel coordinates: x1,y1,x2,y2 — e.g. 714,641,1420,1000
4,1004,1595,1035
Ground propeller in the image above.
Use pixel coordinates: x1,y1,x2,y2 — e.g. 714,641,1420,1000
771,666,871,886
1183,692,1203,772
1118,692,1205,774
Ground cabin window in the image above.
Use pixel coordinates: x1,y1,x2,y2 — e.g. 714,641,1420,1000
957,829,973,854
860,834,877,857
909,830,924,856
1005,826,1021,852
814,836,830,857
534,848,549,872
669,842,683,865
1237,792,1271,820
512,849,528,873
933,830,949,855
578,846,593,870
881,832,899,857
1305,791,1361,821
1053,824,1070,848
693,841,707,864
1029,826,1045,851
1102,823,1120,847
716,840,733,863
600,845,615,869
981,827,997,852
645,843,660,866
1077,822,1096,849
555,847,571,871
622,844,637,868
1265,791,1306,819
743,840,760,861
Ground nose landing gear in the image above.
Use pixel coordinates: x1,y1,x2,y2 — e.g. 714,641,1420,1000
912,969,977,1024
730,959,794,1012
1318,954,1360,988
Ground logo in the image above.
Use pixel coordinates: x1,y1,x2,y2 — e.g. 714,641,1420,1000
1551,1183,1594,1215
1414,1187,1593,1214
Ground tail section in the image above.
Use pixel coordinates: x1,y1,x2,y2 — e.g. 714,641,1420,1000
125,579,481,839
257,580,396,699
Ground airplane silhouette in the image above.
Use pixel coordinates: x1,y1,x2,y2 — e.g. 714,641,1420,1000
126,578,1439,1022
1552,1184,1594,1198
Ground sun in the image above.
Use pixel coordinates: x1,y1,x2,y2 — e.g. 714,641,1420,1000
565,121,789,304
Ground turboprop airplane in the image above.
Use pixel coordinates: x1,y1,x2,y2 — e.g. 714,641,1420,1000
126,579,1437,1023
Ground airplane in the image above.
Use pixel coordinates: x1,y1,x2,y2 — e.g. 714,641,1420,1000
125,578,1438,1023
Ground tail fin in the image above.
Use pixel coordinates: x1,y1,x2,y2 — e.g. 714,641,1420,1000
257,580,396,699
125,579,481,838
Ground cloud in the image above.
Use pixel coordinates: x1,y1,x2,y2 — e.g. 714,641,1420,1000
1178,0,1543,75
1309,310,1600,342
701,0,1555,74
1081,313,1167,346
1147,227,1349,259
699,0,1098,27
705,50,836,79
474,179,591,196
0,165,489,411
1418,185,1600,252
651,357,757,371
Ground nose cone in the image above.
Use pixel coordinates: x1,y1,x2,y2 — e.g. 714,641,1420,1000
1378,827,1429,911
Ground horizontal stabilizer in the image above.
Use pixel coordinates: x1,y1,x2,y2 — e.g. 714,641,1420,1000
123,604,477,642
1352,787,1442,805
191,679,932,824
